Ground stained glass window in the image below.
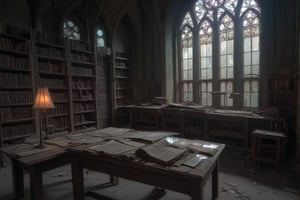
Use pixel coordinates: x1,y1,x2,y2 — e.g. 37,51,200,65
178,0,261,109
181,26,193,102
64,20,80,40
243,10,260,107
97,28,105,47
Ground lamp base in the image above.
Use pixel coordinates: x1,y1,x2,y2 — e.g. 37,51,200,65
34,143,47,149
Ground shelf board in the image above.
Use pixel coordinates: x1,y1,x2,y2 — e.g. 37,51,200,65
72,60,95,66
1,117,35,124
0,33,28,41
73,98,94,102
48,87,68,90
0,48,29,56
74,121,96,126
115,76,128,79
54,100,69,104
0,102,32,107
3,133,33,142
38,55,66,62
39,71,66,76
53,127,69,132
48,113,68,118
36,41,65,49
72,88,92,90
115,56,128,61
0,67,30,73
72,74,95,78
0,86,32,90
74,110,96,114
115,66,128,70
71,48,94,55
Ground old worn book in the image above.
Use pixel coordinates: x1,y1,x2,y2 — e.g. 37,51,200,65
182,154,208,168
45,137,83,147
165,137,219,156
67,134,104,144
125,131,176,143
88,140,136,155
136,140,187,165
87,127,131,137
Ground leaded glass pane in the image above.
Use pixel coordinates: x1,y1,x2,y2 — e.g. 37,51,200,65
224,0,238,13
97,28,105,47
244,52,251,65
241,0,260,15
194,0,206,23
252,36,259,50
252,51,259,65
64,20,80,40
182,12,194,28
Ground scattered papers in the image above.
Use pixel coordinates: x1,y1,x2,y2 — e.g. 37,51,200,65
15,146,51,158
88,140,136,155
67,134,104,144
87,127,131,137
182,154,207,168
45,137,83,147
136,140,187,165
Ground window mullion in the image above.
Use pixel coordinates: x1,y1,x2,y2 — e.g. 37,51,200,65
193,27,200,103
212,14,220,108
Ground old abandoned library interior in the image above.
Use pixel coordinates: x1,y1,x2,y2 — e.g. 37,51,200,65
0,0,300,199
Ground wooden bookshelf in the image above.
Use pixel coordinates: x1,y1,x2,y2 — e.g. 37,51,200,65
33,31,70,133
0,25,35,144
69,40,98,131
0,25,112,153
112,51,132,127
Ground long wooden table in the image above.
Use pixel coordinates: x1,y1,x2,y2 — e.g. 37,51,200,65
1,143,69,200
68,137,225,200
0,129,117,200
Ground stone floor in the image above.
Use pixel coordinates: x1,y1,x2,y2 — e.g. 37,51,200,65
0,145,299,200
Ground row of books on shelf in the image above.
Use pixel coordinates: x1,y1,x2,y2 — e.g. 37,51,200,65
46,104,68,116
73,114,94,125
0,23,30,38
72,65,94,76
71,53,94,63
0,107,33,122
0,54,28,70
115,61,127,68
40,78,67,88
0,38,29,52
39,62,66,74
72,91,93,100
115,79,128,88
48,117,68,130
0,72,31,87
1,124,33,139
73,103,95,112
37,47,65,59
51,92,68,102
0,91,32,104
34,31,64,46
72,79,93,88
70,40,93,52
115,68,128,77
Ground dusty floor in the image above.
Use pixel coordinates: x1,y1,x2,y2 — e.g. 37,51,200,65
0,145,299,200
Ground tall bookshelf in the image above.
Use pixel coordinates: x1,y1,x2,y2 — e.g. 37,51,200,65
113,51,131,126
68,40,98,131
0,25,35,142
33,31,70,133
0,25,108,149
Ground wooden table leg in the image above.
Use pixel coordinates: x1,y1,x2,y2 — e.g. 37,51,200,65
191,181,204,200
212,161,219,199
29,167,43,200
110,175,119,185
71,156,84,200
11,160,24,199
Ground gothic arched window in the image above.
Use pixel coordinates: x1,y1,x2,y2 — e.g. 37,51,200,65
178,0,261,109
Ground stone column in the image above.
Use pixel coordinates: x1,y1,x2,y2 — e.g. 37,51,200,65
297,72,300,177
